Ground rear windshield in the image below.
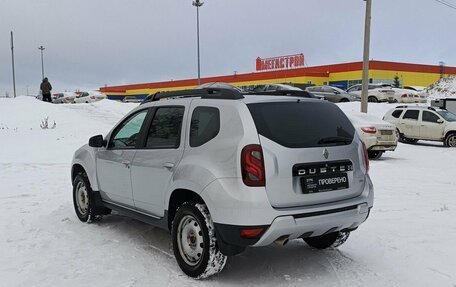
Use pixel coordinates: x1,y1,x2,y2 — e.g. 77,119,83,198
248,101,355,148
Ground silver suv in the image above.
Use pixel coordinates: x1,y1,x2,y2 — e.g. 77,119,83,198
71,88,374,278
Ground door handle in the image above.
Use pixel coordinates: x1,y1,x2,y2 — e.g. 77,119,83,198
121,160,131,168
163,162,175,169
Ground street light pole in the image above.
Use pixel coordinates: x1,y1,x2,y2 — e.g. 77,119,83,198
10,31,17,98
192,0,203,85
361,0,372,113
38,45,45,80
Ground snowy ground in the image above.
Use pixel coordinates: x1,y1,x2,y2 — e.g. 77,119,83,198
1,97,455,287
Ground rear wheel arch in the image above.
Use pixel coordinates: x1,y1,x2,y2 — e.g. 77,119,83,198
168,189,205,231
368,96,378,103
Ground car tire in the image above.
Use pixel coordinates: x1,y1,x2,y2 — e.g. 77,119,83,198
303,231,350,249
73,173,99,222
368,151,383,160
339,98,349,103
172,203,227,279
445,132,456,147
368,96,378,103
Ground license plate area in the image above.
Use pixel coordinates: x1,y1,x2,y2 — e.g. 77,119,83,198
380,130,393,135
293,160,352,194
300,173,349,194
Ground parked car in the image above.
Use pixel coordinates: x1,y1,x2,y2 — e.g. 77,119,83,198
71,87,373,278
52,92,77,104
73,91,107,104
383,105,456,147
252,83,302,92
403,86,428,103
121,96,141,103
347,113,397,159
346,84,396,103
306,86,360,103
376,84,425,104
246,84,324,100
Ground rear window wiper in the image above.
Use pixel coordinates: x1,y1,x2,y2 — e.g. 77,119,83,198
318,136,352,145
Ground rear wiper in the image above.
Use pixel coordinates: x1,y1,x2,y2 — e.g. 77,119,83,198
318,136,352,145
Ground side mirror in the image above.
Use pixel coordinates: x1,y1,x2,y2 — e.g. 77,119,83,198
89,135,106,148
437,119,444,124
333,90,340,95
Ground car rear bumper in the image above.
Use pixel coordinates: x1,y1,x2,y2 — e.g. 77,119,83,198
253,203,370,246
368,144,396,151
363,134,397,151
207,175,374,250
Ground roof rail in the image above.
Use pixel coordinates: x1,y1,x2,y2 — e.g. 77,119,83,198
141,88,244,104
246,90,318,99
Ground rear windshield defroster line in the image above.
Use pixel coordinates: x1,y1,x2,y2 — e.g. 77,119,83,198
247,101,355,148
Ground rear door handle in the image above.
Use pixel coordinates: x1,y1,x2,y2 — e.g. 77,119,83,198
163,162,175,169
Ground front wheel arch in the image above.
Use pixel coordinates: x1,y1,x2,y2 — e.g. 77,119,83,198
71,164,86,183
445,131,456,147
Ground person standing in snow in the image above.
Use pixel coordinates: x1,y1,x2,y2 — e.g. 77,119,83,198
40,77,52,103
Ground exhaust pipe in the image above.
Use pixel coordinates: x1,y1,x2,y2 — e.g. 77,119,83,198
274,235,289,246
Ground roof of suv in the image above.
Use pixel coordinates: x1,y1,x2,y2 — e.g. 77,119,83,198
393,105,442,111
140,87,325,106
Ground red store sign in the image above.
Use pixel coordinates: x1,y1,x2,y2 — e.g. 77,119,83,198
256,53,305,71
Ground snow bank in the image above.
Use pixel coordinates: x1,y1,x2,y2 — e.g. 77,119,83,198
426,76,456,100
0,97,136,164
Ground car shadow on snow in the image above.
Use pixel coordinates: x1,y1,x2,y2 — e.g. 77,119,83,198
98,213,362,284
399,141,445,148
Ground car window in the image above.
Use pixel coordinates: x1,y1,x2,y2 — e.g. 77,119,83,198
110,110,148,149
348,86,360,92
322,87,334,93
422,111,440,123
190,107,220,147
437,110,456,122
146,107,184,149
392,110,403,118
403,110,419,120
248,101,354,148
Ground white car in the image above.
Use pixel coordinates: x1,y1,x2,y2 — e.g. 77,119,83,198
383,105,456,147
348,113,398,159
403,86,428,103
73,91,107,103
390,88,418,103
52,92,78,104
346,84,396,103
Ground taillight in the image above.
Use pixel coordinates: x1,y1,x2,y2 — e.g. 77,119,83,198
241,144,265,187
401,94,408,98
240,228,264,239
361,127,377,134
361,142,369,174
90,96,95,99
